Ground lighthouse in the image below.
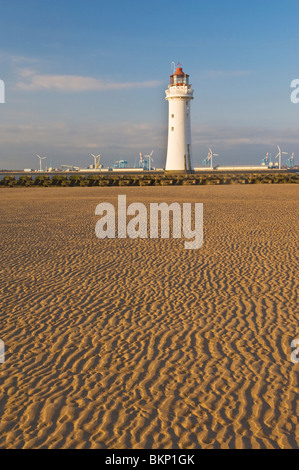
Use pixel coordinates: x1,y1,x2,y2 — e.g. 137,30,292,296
165,63,194,173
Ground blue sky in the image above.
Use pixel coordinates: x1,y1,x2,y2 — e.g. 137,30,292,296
0,0,298,169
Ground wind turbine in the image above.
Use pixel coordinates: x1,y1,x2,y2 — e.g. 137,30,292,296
209,148,219,169
275,145,288,170
144,150,154,171
203,148,219,169
148,154,155,170
202,149,211,166
36,154,46,172
91,154,101,169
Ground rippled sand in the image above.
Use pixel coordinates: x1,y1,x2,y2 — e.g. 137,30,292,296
0,186,298,449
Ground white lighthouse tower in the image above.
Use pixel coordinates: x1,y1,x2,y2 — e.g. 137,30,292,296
165,63,194,172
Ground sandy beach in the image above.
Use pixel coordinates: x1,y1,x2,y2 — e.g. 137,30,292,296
0,185,298,449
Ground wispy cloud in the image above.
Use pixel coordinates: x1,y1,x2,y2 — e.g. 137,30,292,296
1,120,298,169
11,55,37,65
16,70,162,92
0,121,164,149
192,125,299,147
1,121,298,155
0,120,165,168
199,70,251,79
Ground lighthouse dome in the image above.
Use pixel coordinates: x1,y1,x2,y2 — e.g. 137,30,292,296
170,63,189,86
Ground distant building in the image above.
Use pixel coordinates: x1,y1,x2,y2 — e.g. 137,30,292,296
113,160,128,169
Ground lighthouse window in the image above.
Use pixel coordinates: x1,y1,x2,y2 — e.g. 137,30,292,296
171,127,174,131
171,114,174,118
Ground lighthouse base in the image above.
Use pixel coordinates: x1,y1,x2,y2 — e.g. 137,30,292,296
164,169,194,175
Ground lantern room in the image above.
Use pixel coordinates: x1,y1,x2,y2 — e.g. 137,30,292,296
170,63,189,86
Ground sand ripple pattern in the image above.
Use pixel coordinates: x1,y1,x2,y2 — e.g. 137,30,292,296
0,186,298,448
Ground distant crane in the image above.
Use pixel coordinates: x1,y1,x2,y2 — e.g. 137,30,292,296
135,150,154,170
275,145,288,170
91,154,101,169
36,154,46,172
286,152,295,169
134,152,144,169
260,152,270,166
113,160,127,169
202,148,219,169
139,152,143,166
